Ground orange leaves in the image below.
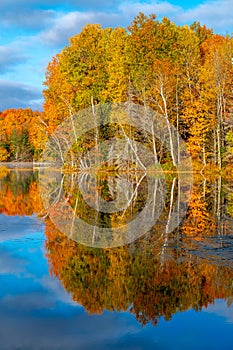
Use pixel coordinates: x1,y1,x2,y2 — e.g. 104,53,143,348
41,13,233,168
181,183,216,239
0,173,44,216
0,108,46,161
201,34,225,59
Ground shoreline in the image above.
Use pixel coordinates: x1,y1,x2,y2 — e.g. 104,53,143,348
0,162,34,169
0,162,51,170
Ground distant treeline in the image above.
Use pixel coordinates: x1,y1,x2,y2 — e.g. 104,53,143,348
0,108,46,161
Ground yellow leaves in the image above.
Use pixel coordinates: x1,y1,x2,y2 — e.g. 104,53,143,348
0,147,9,162
226,193,233,217
28,114,48,154
102,28,129,102
181,183,216,238
41,13,233,168
0,166,10,179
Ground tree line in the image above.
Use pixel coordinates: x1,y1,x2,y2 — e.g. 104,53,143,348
1,13,233,168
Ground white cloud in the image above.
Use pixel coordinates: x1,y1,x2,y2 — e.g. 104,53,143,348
0,80,43,110
1,10,56,30
118,0,233,33
39,10,124,46
0,45,27,72
38,2,182,48
39,11,96,46
181,0,233,33
118,0,181,18
38,0,233,49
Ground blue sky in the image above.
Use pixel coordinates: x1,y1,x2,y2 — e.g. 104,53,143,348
0,0,232,111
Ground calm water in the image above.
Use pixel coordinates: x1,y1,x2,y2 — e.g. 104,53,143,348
0,168,233,350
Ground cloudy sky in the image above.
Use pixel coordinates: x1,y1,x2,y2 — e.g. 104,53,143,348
0,0,232,111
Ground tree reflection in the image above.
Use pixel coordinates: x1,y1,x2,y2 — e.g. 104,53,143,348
45,219,233,325
0,169,43,216
44,172,233,326
0,169,233,326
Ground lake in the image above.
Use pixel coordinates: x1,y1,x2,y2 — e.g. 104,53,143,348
0,167,233,350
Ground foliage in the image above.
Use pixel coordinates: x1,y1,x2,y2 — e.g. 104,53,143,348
0,14,232,167
0,108,47,161
41,14,233,169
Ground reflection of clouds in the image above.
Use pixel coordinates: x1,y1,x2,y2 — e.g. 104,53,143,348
0,248,28,275
204,299,233,324
0,221,232,349
0,216,148,349
39,275,77,306
2,292,56,311
0,250,76,309
0,214,43,242
0,262,144,349
0,307,146,350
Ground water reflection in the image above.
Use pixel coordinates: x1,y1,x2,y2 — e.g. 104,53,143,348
0,168,233,327
39,169,168,247
45,221,233,326
0,169,43,216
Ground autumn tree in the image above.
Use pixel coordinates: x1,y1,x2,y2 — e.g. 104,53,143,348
42,13,233,169
200,35,233,167
0,108,46,161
